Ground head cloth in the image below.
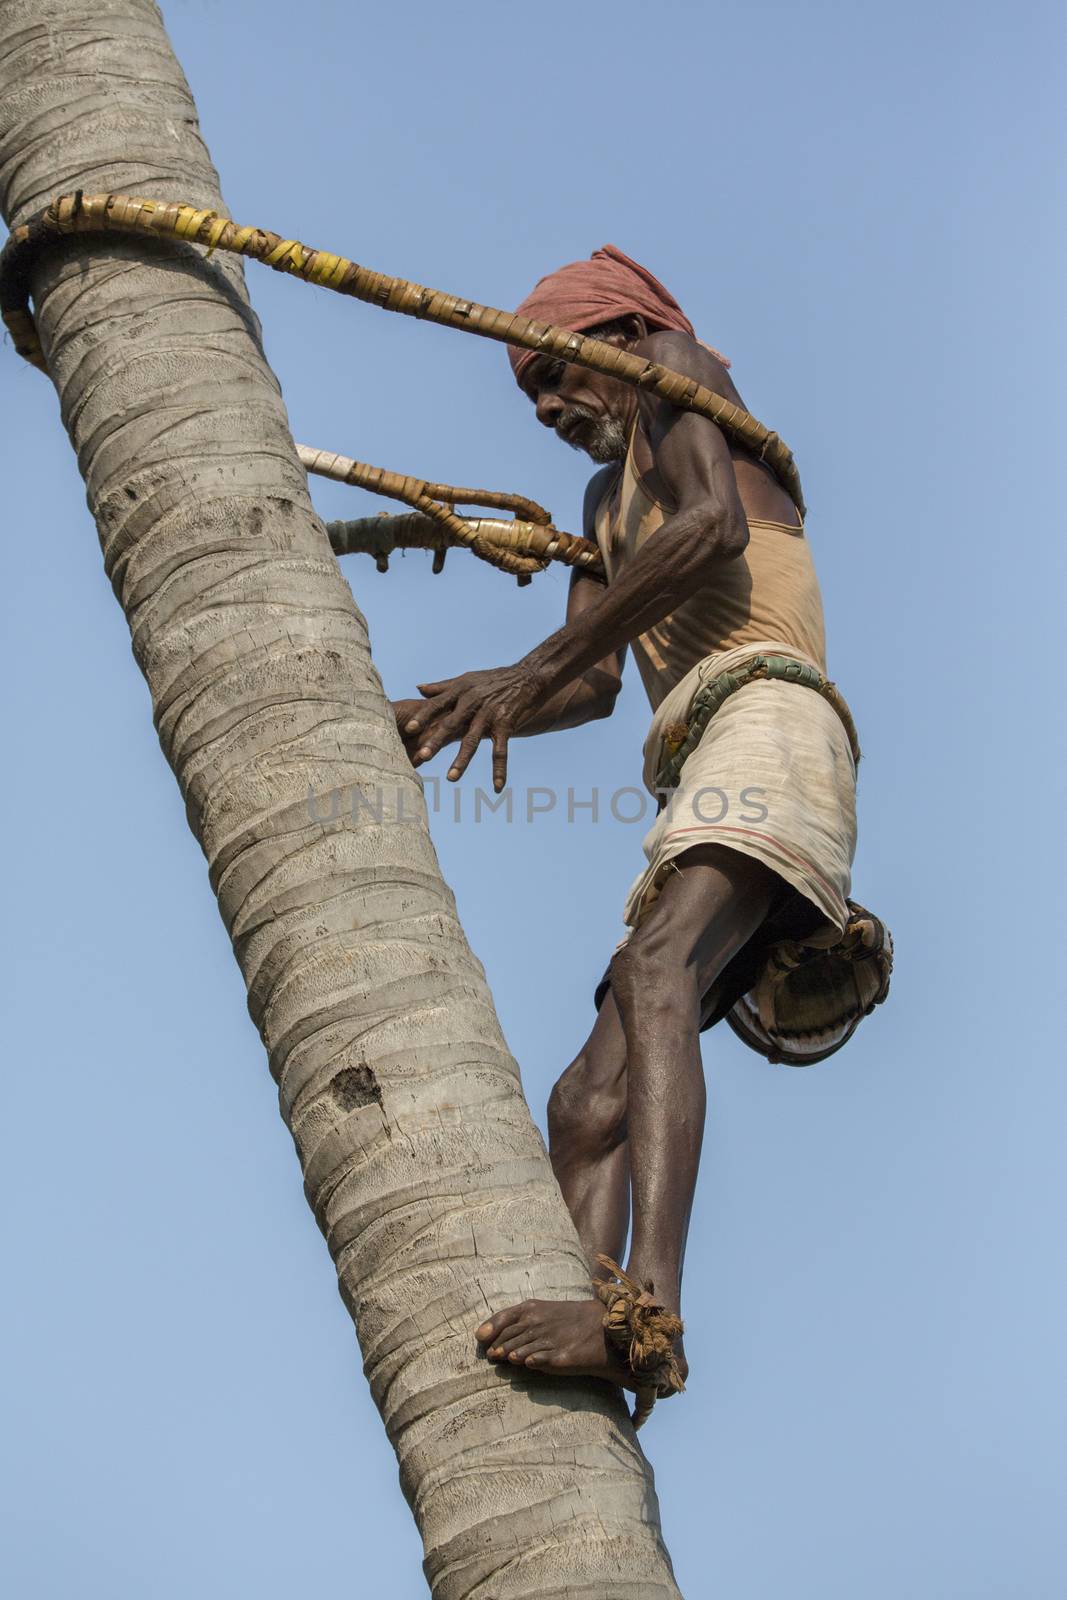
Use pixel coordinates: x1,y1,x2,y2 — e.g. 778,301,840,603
507,244,728,387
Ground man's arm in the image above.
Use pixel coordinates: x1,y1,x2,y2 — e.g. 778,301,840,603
404,333,749,789
514,465,625,736
513,568,623,735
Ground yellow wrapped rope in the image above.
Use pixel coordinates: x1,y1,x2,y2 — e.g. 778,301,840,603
296,444,602,580
0,190,806,518
322,510,605,580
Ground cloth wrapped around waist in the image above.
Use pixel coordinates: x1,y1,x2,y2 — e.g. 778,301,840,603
626,640,859,935
640,640,856,795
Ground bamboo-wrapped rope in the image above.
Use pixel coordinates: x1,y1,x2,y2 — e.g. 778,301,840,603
0,191,805,516
296,443,542,580
322,510,605,579
407,481,552,526
295,445,555,530
299,444,603,578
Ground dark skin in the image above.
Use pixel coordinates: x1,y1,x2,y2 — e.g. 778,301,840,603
393,319,809,1395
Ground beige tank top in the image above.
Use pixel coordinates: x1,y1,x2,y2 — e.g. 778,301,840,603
593,430,828,710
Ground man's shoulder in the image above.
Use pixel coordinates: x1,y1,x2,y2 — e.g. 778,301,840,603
632,329,738,404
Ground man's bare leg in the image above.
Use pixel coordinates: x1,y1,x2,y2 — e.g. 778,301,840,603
476,844,783,1386
547,992,631,1269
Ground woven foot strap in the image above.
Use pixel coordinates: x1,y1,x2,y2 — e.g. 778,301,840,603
594,1255,685,1431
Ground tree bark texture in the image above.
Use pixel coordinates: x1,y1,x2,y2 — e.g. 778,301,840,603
0,2,680,1595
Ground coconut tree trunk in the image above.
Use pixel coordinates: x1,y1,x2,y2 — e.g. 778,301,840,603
0,2,680,1595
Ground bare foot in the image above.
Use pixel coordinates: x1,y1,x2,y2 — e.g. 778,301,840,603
475,1298,690,1390
476,1297,631,1387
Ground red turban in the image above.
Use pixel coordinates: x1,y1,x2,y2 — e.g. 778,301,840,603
507,244,728,387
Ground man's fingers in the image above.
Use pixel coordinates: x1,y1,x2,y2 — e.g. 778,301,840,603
402,685,462,739
392,699,426,736
401,700,437,738
490,725,510,792
404,682,519,786
412,701,477,764
441,716,510,788
446,711,491,782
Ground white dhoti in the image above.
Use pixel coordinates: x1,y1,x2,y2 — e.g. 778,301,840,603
622,642,858,935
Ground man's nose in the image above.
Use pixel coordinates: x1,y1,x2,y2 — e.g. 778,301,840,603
535,391,564,428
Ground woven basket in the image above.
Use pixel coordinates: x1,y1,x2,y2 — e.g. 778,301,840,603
726,900,893,1066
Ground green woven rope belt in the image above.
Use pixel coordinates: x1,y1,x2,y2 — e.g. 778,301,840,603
654,654,862,793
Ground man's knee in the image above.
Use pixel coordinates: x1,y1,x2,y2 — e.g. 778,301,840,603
609,927,692,1017
548,1054,626,1157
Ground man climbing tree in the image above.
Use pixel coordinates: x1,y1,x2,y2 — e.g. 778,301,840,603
395,247,883,1422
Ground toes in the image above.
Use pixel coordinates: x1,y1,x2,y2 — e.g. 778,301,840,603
475,1302,528,1345
496,1326,537,1360
523,1346,554,1369
505,1335,547,1365
488,1331,528,1362
486,1334,522,1361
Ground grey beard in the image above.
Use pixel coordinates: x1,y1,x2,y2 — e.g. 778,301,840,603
557,407,628,464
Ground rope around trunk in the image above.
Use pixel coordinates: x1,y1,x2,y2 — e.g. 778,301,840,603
0,192,596,581
0,191,806,526
298,445,604,579
323,510,604,578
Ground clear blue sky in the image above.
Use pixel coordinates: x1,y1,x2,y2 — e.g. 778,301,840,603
3,2,1065,1595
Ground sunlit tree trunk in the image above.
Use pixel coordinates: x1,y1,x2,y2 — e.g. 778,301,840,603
0,1,680,1594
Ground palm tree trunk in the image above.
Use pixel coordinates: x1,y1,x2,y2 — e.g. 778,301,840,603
0,2,680,1595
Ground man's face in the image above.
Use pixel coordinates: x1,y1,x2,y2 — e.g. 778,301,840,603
521,335,637,464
